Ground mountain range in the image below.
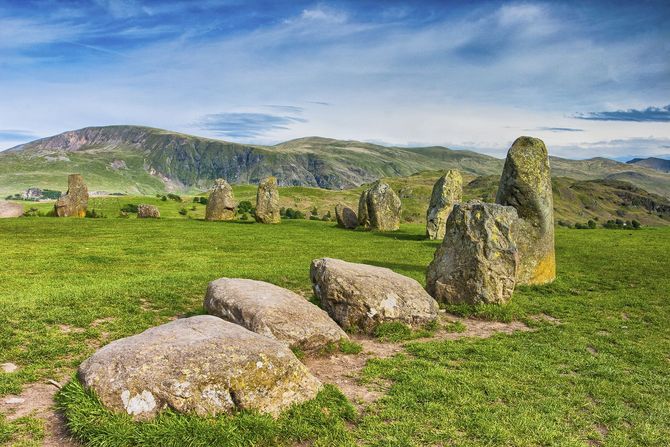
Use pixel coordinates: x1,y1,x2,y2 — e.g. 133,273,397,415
2,125,669,198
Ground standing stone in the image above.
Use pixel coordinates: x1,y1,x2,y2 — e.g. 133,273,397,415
77,316,322,420
255,176,281,224
0,201,23,218
496,136,555,285
54,174,88,217
358,181,401,231
426,201,519,305
137,204,160,218
335,204,358,229
205,179,236,221
311,258,439,334
426,170,463,240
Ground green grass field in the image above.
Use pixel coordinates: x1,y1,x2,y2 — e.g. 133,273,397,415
0,218,669,446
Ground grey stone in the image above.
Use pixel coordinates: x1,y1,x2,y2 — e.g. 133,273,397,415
0,202,23,218
335,204,358,229
77,316,322,420
137,204,160,218
358,181,401,231
426,170,462,240
205,179,236,221
255,176,281,224
54,174,88,217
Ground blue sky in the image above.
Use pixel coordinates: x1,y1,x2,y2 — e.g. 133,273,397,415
0,0,669,159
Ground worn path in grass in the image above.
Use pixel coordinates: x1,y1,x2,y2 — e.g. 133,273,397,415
1,218,669,446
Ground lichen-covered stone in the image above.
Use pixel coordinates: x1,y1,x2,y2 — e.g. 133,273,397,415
137,204,160,218
0,201,23,218
77,316,322,420
310,258,439,334
54,174,88,217
496,136,555,284
205,179,236,221
204,278,348,353
426,201,519,305
335,204,358,229
255,176,281,224
358,181,401,231
426,170,463,240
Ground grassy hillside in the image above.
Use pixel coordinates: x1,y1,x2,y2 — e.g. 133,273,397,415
0,219,668,445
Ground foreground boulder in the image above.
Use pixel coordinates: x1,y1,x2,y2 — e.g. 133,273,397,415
137,204,160,218
358,181,401,231
335,204,358,229
255,176,281,224
0,201,23,218
205,179,236,221
496,136,555,285
426,201,519,305
426,170,462,240
54,174,88,217
78,316,322,420
311,258,438,333
204,278,348,352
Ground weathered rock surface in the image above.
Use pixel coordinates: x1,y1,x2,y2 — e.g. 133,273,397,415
426,201,519,305
54,174,88,217
310,258,439,333
137,204,160,218
426,170,462,240
255,176,281,224
0,201,23,218
335,204,358,229
77,316,322,420
358,181,401,231
496,136,555,285
204,278,348,352
205,179,236,221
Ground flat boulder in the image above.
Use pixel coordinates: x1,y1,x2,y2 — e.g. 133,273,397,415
255,176,281,224
496,136,555,284
426,201,519,305
77,316,322,420
358,181,401,231
137,204,160,218
204,278,348,353
54,174,88,217
426,170,462,240
335,204,358,229
205,179,236,221
0,201,23,218
310,258,438,333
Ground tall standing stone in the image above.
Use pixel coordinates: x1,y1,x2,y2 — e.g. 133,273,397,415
205,179,236,221
358,181,401,231
426,170,463,240
495,136,555,285
426,201,519,305
255,176,281,224
54,174,88,217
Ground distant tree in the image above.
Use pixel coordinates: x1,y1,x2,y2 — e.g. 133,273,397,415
587,220,596,229
120,204,139,213
167,193,182,202
631,219,641,229
238,201,253,214
160,195,168,201
178,208,188,216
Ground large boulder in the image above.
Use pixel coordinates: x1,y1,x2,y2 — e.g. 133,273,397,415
496,137,555,285
358,181,401,231
335,204,358,229
137,204,160,218
54,174,88,217
0,201,23,218
426,201,519,305
205,179,236,221
426,170,462,240
204,278,348,353
255,176,281,224
310,258,439,334
77,316,322,420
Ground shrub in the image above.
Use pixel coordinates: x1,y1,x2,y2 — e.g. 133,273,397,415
178,208,188,216
587,220,597,229
85,209,105,218
238,201,253,214
167,193,182,202
120,204,138,213
322,211,332,221
160,195,167,201
632,219,641,229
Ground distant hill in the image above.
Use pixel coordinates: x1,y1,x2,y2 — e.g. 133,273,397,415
627,157,670,173
2,125,669,198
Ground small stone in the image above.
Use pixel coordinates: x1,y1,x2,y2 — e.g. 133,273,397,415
54,174,89,217
137,204,160,218
1,363,19,373
426,170,462,240
255,176,281,224
5,397,25,405
205,179,237,221
0,201,23,218
426,201,519,305
335,204,358,229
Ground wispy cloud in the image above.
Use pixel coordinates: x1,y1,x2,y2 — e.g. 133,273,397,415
535,127,584,132
264,105,304,114
574,105,670,122
197,113,307,138
0,130,39,141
